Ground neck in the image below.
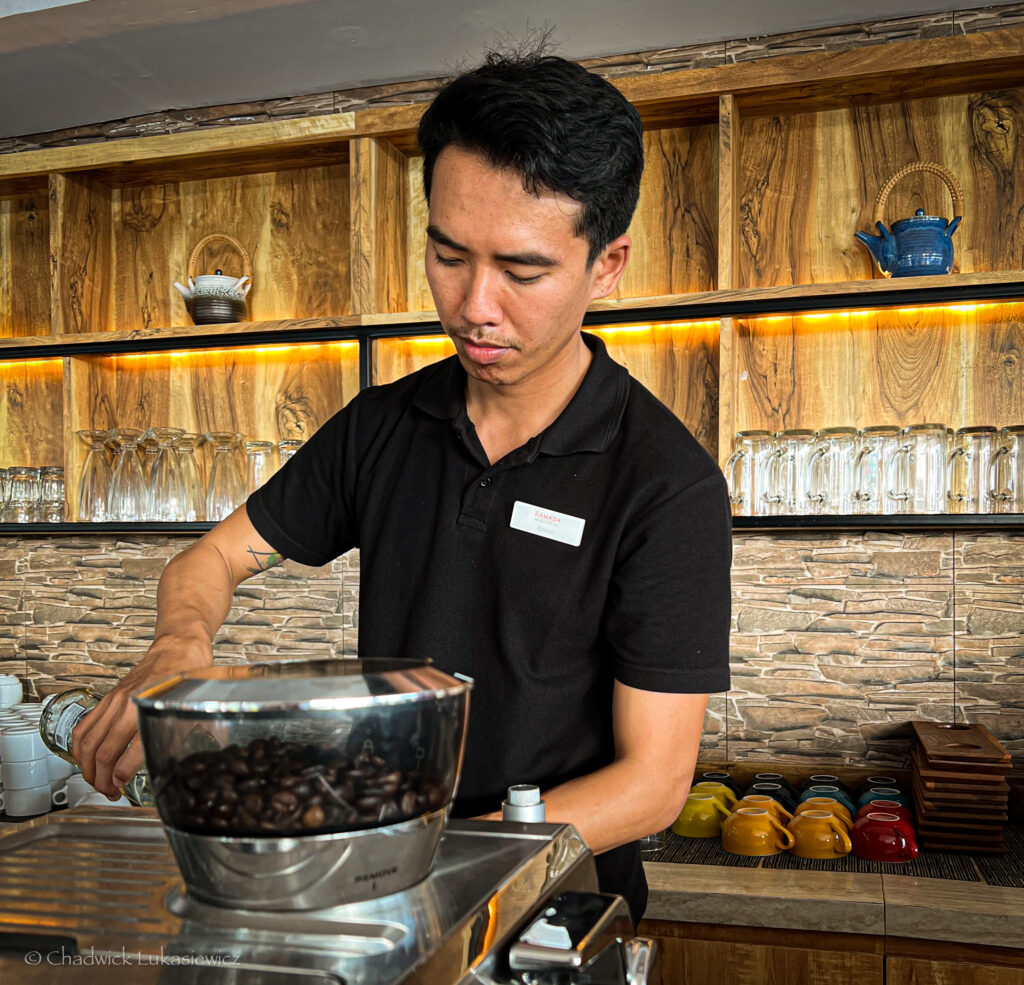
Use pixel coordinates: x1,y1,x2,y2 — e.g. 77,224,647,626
465,334,592,464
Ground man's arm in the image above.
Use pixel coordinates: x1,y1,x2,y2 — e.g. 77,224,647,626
482,683,707,853
73,503,284,798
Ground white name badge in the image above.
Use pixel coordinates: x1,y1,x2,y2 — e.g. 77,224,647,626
510,500,585,547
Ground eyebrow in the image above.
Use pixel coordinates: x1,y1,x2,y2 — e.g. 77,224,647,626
426,224,559,268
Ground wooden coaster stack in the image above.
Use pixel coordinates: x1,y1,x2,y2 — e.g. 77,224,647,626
911,721,1012,853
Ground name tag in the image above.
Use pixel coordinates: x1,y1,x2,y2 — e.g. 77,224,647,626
510,500,585,547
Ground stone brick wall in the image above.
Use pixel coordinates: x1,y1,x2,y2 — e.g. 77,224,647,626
2,531,1020,772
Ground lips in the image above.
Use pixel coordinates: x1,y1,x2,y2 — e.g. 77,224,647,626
459,338,511,365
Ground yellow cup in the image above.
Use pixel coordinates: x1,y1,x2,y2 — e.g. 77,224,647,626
721,807,796,856
671,793,732,838
690,781,738,812
794,797,853,829
733,794,793,825
788,810,853,859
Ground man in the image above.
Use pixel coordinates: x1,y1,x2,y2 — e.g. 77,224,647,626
74,52,731,921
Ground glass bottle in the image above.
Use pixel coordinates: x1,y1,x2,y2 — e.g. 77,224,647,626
245,439,275,494
77,429,112,522
175,433,206,521
146,427,186,521
38,687,153,806
205,431,245,521
107,428,148,522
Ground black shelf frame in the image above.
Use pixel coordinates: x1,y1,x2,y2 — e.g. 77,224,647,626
3,515,1023,537
3,276,1024,537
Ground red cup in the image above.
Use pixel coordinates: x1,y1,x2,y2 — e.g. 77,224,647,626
851,811,918,862
855,800,913,825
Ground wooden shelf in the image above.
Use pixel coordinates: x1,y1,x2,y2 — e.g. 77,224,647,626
5,515,1022,537
1,271,1022,360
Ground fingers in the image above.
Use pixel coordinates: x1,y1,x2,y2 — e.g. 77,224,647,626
73,689,139,798
111,741,146,793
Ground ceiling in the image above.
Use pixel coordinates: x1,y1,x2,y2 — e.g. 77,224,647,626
0,0,1016,140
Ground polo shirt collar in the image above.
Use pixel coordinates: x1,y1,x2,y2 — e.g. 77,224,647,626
412,331,629,456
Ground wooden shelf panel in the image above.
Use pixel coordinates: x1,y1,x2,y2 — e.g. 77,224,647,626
0,356,63,469
1,271,1021,358
0,183,50,338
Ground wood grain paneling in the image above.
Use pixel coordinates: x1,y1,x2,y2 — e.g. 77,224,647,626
737,88,1024,288
725,303,1024,438
610,125,718,300
0,357,63,468
888,959,1024,984
374,335,454,385
405,156,433,312
49,173,111,335
350,137,407,314
0,189,49,337
590,323,719,458
718,95,740,291
639,921,884,985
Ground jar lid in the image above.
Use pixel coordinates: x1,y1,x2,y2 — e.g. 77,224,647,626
132,658,472,714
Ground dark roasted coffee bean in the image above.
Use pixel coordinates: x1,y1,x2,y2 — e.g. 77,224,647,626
425,785,445,809
356,794,384,813
213,802,235,820
279,773,302,789
270,790,299,813
220,787,239,806
237,809,259,829
400,790,418,814
237,777,262,794
210,817,231,830
243,794,263,815
302,804,326,828
250,759,271,776
250,740,267,760
229,758,250,776
300,764,325,779
380,801,399,822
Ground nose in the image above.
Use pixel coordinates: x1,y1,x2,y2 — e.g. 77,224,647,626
460,266,503,328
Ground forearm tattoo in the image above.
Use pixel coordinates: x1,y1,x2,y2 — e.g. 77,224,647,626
245,546,285,575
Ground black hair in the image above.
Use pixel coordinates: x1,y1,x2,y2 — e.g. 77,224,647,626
418,52,644,266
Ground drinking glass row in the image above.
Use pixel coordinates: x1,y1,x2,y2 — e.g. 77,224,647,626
77,428,303,523
0,466,66,522
727,424,1024,516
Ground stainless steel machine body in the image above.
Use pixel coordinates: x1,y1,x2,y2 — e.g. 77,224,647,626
0,807,656,985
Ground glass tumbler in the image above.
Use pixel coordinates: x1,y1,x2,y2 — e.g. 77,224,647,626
175,433,206,522
76,429,112,522
7,466,40,523
0,468,8,522
724,430,778,516
245,440,275,495
887,423,950,514
147,428,186,522
990,424,1024,513
948,426,998,514
806,426,859,514
852,426,903,514
39,466,66,523
773,429,816,515
107,429,148,522
277,439,303,466
205,432,245,521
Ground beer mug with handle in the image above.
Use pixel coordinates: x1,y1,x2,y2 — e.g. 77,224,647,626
853,425,902,514
724,431,779,516
886,423,949,514
806,427,858,514
948,426,998,514
989,425,1024,513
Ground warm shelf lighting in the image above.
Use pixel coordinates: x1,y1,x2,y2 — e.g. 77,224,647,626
113,342,358,361
592,320,719,335
0,358,62,370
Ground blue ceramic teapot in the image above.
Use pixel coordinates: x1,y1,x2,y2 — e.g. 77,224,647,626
855,162,963,278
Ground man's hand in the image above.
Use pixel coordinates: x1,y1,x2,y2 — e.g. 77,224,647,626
73,634,212,798
72,504,284,799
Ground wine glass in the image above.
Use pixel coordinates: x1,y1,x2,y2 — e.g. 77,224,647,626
107,429,147,522
175,433,206,522
147,427,186,521
205,432,245,521
76,430,112,522
245,440,274,494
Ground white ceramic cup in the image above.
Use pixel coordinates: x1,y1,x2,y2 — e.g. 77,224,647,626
63,772,131,808
0,675,23,708
10,702,40,714
46,753,75,782
73,791,131,808
4,783,51,817
0,725,46,762
2,757,49,790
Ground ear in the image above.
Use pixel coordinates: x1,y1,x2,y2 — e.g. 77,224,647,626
588,235,631,301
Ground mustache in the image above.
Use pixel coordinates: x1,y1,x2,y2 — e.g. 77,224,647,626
447,328,517,349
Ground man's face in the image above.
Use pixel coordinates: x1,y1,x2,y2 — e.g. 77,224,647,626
424,146,626,389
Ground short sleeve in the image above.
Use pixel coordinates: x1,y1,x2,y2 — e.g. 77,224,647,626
246,396,362,567
603,471,732,693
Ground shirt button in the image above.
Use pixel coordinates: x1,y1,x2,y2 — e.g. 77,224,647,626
479,477,492,488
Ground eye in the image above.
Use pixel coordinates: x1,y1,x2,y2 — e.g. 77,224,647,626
507,271,543,285
433,250,463,267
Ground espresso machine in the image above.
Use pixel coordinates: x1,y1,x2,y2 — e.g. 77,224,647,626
0,660,656,984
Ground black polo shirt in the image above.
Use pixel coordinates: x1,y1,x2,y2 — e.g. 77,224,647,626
247,332,731,920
